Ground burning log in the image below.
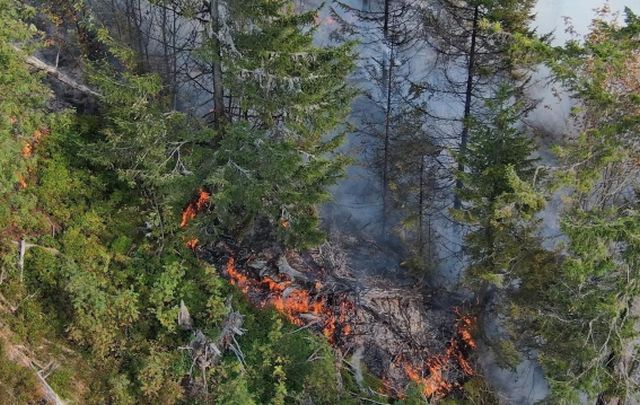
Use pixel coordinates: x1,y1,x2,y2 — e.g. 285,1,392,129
225,256,355,344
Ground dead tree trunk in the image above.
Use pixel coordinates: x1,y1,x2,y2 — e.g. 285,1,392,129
453,4,479,210
15,46,101,97
209,0,225,129
381,42,395,238
418,155,425,257
383,0,390,39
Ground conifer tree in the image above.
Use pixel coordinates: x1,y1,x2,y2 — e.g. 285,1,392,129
189,0,356,247
415,0,542,209
331,0,441,247
88,0,356,248
454,86,543,305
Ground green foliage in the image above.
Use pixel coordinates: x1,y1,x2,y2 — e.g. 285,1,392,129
0,4,353,404
520,209,640,403
0,0,51,235
454,86,543,293
138,348,184,403
188,0,356,247
47,366,75,400
202,123,346,248
218,0,357,150
148,261,186,331
511,9,640,403
460,376,500,404
89,0,356,249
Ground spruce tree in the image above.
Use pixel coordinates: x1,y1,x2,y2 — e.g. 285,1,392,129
189,0,357,248
454,86,543,304
415,0,542,209
89,0,356,248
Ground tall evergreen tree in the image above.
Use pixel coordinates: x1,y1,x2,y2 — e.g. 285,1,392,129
90,0,356,248
414,0,542,209
195,0,356,247
331,0,443,251
454,85,543,307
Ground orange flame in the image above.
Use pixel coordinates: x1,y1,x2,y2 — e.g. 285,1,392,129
402,344,455,398
225,257,251,294
223,256,476,399
180,189,210,228
456,313,477,350
185,238,199,250
399,310,476,398
224,257,352,343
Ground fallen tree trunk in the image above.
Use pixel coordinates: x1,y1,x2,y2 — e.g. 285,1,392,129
0,317,66,404
13,45,101,97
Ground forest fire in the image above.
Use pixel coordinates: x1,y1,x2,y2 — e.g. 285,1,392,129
456,310,477,350
224,255,476,399
225,257,353,343
180,189,210,228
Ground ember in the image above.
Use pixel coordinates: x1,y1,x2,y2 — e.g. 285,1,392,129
180,189,210,228
402,352,453,398
456,311,477,350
